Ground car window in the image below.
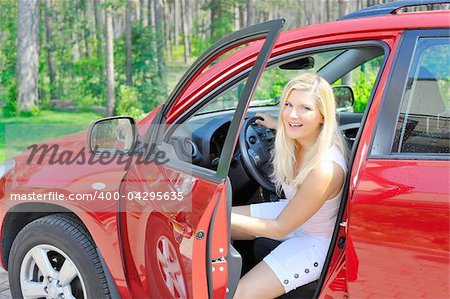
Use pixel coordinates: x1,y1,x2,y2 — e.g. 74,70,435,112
391,38,450,154
197,50,345,114
332,55,384,113
184,45,386,162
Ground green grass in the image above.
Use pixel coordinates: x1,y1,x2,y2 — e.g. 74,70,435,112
0,110,102,163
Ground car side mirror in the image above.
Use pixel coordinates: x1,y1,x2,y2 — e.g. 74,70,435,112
88,116,136,155
333,85,354,112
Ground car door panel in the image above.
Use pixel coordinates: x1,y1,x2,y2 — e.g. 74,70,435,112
346,160,449,298
120,19,284,298
345,30,450,298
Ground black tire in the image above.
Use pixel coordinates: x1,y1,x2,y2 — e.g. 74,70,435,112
145,217,188,299
8,214,110,299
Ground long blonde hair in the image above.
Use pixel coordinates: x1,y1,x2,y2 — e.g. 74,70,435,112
272,73,348,192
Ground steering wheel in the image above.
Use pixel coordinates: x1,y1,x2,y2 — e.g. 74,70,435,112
239,116,275,192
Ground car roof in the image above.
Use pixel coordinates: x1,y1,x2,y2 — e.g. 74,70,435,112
166,10,449,121
280,10,449,44
339,0,449,20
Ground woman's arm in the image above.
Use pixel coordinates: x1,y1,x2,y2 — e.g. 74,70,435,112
231,160,344,239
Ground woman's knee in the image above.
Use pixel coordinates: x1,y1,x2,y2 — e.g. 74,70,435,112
233,261,285,299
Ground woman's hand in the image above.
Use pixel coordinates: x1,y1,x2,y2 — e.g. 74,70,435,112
255,113,277,130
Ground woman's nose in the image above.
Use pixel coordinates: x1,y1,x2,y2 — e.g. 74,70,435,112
289,108,300,118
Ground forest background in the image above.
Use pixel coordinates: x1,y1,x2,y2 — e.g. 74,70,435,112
0,0,397,162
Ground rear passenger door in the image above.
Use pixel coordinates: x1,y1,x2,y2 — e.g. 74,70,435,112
346,30,449,298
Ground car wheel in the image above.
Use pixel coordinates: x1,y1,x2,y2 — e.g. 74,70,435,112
146,217,187,299
8,214,110,299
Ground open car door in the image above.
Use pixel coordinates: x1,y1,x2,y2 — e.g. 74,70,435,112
119,19,284,298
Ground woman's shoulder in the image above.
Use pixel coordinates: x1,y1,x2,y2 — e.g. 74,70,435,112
322,145,347,173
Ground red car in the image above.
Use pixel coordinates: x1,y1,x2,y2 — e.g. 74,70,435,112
1,1,449,298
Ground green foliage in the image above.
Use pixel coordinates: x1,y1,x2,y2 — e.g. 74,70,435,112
119,22,168,113
0,0,18,117
191,35,212,57
255,68,290,100
77,95,103,112
19,105,41,117
353,72,377,113
2,97,18,118
101,0,126,10
205,0,235,41
116,85,144,119
1,76,18,117
73,57,105,99
0,110,102,163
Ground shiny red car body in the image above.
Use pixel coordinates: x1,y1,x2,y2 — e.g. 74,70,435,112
1,2,449,299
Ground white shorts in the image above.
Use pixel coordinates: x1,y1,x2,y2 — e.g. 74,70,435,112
250,201,330,293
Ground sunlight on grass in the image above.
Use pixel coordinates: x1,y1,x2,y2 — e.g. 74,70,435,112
0,111,101,163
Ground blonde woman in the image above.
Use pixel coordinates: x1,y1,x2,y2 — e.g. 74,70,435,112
231,73,349,299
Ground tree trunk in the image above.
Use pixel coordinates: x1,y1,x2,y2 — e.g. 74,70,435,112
17,0,39,111
238,3,245,29
82,1,92,60
141,0,148,27
125,0,133,86
72,31,81,61
327,0,331,21
174,0,179,47
154,0,166,90
149,0,157,65
44,0,57,100
186,0,192,39
105,5,115,116
246,0,256,26
163,0,171,59
210,0,220,40
180,0,190,64
94,0,103,57
338,0,348,18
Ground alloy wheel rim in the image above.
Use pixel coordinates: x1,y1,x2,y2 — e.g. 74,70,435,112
156,236,187,299
20,244,87,299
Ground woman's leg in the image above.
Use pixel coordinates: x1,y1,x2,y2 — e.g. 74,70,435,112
231,205,255,240
233,261,285,299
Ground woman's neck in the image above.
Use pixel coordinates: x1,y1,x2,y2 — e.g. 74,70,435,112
294,146,305,172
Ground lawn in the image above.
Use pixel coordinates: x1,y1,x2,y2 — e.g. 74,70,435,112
0,110,101,163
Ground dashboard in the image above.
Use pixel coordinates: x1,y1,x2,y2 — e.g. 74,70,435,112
170,108,277,169
167,107,278,200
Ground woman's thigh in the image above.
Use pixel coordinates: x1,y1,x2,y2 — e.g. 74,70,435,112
231,201,290,240
262,236,329,293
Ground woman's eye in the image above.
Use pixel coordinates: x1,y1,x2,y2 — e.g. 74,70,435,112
302,106,311,111
285,102,292,107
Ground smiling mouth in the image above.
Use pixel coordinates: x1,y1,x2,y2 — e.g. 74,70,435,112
288,122,303,128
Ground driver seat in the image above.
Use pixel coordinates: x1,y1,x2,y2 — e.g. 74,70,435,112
253,238,318,298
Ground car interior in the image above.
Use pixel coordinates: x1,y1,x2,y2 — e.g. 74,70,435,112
162,44,386,298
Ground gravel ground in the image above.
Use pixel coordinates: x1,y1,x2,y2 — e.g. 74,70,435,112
0,268,11,299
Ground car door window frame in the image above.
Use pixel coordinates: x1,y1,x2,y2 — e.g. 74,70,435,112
168,40,389,130
142,20,284,169
370,29,449,160
140,19,284,187
164,41,389,181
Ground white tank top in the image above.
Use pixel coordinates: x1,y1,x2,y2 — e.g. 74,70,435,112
281,146,347,239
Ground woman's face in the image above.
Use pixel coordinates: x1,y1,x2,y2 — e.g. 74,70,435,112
282,89,324,146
